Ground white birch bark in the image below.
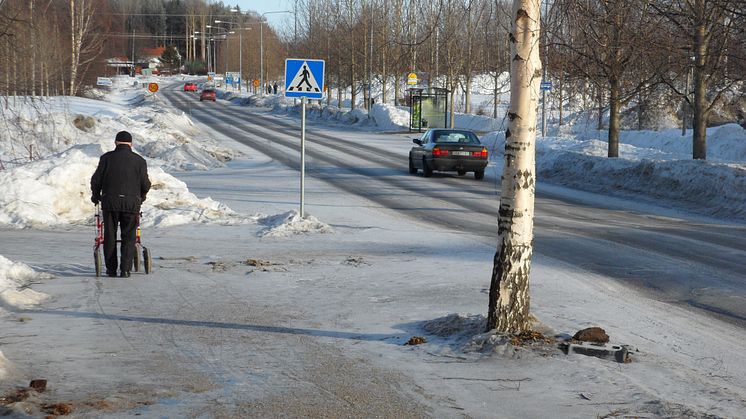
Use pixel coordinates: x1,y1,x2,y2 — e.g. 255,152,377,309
486,0,541,334
70,0,79,96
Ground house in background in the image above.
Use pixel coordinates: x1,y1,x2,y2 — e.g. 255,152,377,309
139,47,165,75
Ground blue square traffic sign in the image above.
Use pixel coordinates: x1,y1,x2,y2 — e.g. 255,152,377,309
285,59,325,99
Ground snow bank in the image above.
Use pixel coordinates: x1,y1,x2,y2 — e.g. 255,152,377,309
0,254,51,308
479,127,746,220
0,144,252,228
258,210,333,237
0,88,251,229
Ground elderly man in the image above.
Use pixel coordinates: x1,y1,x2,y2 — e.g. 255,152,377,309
91,131,151,278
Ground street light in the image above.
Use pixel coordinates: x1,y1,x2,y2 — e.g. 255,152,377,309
215,18,252,91
210,36,227,74
260,10,292,96
207,25,234,74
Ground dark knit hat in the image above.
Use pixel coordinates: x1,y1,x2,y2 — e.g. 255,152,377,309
115,130,132,143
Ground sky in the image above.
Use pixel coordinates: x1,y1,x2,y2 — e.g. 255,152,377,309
226,0,296,29
1,76,746,416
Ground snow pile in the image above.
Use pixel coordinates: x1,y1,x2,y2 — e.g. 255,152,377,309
144,167,254,228
479,127,746,220
0,254,51,308
258,210,333,237
537,154,746,219
0,143,252,228
569,123,746,162
0,93,238,173
0,87,252,229
369,104,410,131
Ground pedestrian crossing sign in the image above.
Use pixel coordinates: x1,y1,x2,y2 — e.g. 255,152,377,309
285,59,325,99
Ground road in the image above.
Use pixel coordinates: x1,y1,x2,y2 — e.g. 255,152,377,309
164,84,746,327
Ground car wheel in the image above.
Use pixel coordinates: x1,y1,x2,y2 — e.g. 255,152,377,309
474,169,485,180
423,158,433,177
457,170,466,176
408,156,418,174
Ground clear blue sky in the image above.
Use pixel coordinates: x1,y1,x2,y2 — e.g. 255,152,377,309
226,0,295,30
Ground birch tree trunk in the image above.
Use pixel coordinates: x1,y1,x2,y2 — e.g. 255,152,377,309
486,0,541,334
29,0,36,97
69,0,95,96
70,0,80,96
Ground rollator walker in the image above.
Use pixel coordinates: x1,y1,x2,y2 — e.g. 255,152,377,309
94,205,153,277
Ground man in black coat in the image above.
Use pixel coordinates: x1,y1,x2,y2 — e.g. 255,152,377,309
91,131,151,277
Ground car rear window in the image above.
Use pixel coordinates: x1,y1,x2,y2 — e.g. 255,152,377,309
203,89,215,93
434,131,480,144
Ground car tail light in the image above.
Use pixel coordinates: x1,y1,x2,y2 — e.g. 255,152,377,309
472,148,488,158
432,147,449,157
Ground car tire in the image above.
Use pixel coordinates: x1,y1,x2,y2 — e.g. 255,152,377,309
408,156,418,174
423,158,433,177
457,170,466,176
474,169,485,180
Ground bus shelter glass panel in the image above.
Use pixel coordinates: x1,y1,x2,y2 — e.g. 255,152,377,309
409,88,449,132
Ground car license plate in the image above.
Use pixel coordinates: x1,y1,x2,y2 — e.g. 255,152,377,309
452,151,470,156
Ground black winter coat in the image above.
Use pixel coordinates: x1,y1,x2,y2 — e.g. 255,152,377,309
91,144,151,213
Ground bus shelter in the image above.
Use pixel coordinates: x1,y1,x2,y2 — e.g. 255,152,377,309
408,87,449,132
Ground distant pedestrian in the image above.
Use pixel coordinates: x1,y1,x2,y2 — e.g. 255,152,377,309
273,82,278,95
90,131,151,278
267,83,272,94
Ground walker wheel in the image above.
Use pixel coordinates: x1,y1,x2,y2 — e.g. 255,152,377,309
94,249,102,277
133,244,141,272
143,247,152,274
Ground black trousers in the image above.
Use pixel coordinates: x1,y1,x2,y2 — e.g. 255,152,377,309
103,210,138,274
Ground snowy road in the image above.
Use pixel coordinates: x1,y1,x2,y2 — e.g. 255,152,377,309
164,85,746,327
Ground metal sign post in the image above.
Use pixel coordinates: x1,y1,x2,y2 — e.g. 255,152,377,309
540,80,552,138
300,96,306,218
285,58,325,219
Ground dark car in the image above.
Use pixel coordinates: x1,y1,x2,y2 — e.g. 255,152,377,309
199,88,216,102
184,82,198,92
409,129,489,180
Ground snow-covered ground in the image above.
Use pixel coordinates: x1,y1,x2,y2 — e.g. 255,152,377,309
1,75,746,417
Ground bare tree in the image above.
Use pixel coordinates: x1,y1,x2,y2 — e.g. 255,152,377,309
555,0,662,157
486,0,541,334
69,0,105,96
651,0,745,160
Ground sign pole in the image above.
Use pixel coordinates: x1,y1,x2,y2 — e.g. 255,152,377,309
285,58,325,219
300,96,306,218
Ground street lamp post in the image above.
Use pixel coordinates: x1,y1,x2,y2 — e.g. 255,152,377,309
207,25,231,74
216,18,251,91
260,10,292,96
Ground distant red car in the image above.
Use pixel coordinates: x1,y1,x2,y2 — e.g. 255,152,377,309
183,82,197,92
200,89,216,102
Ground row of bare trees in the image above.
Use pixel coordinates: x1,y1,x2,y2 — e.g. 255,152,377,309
1,0,745,159
549,0,746,159
0,0,110,100
290,0,745,160
0,0,288,98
